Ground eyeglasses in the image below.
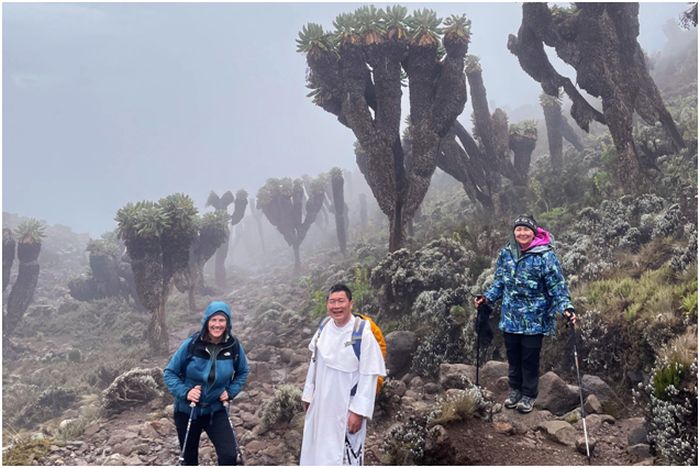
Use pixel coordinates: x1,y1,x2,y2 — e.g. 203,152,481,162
327,299,348,306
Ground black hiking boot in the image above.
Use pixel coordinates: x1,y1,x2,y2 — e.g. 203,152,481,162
504,390,522,409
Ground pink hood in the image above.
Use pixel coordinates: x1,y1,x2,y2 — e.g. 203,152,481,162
523,227,552,250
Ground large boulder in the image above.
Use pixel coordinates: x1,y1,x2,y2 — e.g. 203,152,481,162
439,363,476,390
479,361,509,391
581,374,620,413
537,371,580,415
385,331,418,377
493,408,555,435
538,420,578,446
102,367,164,416
625,417,649,446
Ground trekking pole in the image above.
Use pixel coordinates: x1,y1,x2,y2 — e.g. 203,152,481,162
178,402,197,466
476,324,481,387
225,401,245,465
570,322,591,464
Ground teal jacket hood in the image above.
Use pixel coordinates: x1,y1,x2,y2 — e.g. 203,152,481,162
201,300,233,336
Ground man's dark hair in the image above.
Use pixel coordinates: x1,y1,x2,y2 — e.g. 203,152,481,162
327,283,352,301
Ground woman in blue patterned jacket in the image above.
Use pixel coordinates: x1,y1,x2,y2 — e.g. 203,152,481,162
475,215,577,413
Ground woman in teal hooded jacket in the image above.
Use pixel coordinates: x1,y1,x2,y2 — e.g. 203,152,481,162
475,215,577,414
164,300,249,465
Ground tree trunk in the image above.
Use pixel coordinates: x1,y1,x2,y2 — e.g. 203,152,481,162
437,121,495,210
331,171,347,255
542,99,564,170
4,259,39,338
214,237,228,289
293,243,301,272
254,216,266,253
560,117,584,151
3,228,15,293
89,253,122,297
359,194,368,231
509,3,684,193
509,133,537,185
146,299,169,354
389,206,404,252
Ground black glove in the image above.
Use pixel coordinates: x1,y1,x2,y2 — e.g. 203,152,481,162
563,308,577,326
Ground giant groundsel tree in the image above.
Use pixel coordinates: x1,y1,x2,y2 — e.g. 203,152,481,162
257,177,325,271
298,6,470,250
206,190,248,289
3,220,45,341
507,3,685,192
116,194,198,353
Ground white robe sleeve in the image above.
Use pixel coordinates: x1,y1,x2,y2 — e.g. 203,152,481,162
302,358,316,403
349,374,378,419
302,329,321,403
348,321,387,419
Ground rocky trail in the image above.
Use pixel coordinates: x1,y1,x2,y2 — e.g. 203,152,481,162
15,267,654,466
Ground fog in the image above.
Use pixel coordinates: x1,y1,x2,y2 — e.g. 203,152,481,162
2,2,689,237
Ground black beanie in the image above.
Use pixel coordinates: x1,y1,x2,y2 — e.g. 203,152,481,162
513,214,537,233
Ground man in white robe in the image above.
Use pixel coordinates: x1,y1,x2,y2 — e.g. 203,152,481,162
300,284,387,466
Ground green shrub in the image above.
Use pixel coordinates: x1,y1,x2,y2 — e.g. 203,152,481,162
380,415,429,465
2,433,52,465
258,384,304,432
426,387,486,427
645,327,698,465
681,289,697,320
652,362,685,400
542,264,692,387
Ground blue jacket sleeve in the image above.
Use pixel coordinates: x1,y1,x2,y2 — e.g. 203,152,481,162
227,342,249,399
543,251,574,314
484,249,507,303
163,338,192,400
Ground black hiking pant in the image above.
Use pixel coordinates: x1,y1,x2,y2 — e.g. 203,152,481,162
503,332,544,399
175,408,238,465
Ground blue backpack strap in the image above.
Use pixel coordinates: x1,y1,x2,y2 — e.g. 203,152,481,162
351,317,365,360
350,317,365,397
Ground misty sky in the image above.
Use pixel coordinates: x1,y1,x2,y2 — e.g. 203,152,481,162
2,2,689,237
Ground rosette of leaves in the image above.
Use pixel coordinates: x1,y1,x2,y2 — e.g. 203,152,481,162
333,12,361,47
464,54,481,74
442,14,471,57
383,5,409,41
159,193,198,280
296,23,336,60
4,219,46,339
406,9,442,47
354,5,384,45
